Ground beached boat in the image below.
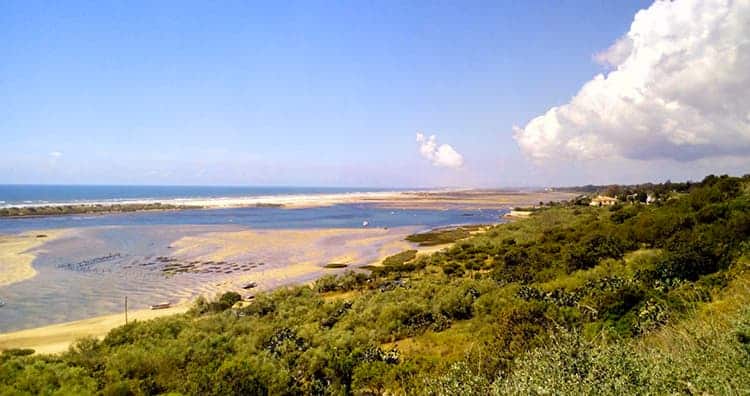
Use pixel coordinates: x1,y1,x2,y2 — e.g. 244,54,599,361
150,302,171,310
242,282,258,289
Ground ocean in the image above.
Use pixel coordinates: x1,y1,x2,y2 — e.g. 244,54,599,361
0,184,397,207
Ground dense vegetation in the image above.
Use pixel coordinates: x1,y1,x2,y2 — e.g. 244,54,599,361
405,227,473,246
2,174,750,395
0,203,202,217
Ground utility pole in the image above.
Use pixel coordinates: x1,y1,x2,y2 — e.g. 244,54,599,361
125,296,128,324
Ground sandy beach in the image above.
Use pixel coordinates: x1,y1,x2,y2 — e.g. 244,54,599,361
0,230,66,287
0,304,189,355
0,227,453,355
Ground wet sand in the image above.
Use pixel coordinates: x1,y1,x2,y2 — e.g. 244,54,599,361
0,230,66,287
167,227,420,294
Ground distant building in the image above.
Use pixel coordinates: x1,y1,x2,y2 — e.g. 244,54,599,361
589,195,618,207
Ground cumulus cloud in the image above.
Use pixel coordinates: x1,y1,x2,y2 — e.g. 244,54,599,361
416,133,464,168
593,37,633,67
515,0,750,163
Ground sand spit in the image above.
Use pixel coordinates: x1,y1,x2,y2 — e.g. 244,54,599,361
0,230,66,287
0,304,189,355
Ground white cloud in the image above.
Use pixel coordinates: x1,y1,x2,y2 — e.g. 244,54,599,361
593,37,633,67
416,133,464,168
515,0,750,163
48,151,63,166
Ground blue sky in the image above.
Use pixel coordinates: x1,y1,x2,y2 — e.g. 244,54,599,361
2,0,706,187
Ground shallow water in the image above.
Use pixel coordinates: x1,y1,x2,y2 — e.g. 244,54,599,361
0,205,506,332
0,204,501,233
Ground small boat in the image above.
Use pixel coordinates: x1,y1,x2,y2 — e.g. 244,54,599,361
242,282,258,289
0,298,5,307
362,220,369,227
150,302,171,310
245,294,255,301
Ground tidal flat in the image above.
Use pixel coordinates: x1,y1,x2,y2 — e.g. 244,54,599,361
0,202,509,334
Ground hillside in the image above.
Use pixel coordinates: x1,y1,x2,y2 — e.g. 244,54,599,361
2,174,750,395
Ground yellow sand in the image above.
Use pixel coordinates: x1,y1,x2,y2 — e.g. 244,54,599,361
171,227,414,268
0,230,66,287
171,227,418,293
0,304,189,354
170,228,367,262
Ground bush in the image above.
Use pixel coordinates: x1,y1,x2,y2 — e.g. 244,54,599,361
568,233,628,271
655,234,723,281
492,328,649,395
382,250,418,266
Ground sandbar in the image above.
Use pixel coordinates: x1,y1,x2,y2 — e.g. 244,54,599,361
0,230,66,287
170,227,419,293
1,190,578,213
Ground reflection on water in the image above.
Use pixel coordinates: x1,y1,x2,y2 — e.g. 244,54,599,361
0,205,506,332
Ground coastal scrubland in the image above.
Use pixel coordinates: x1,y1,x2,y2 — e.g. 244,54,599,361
2,174,750,395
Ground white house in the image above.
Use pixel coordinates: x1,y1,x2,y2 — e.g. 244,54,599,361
589,195,618,207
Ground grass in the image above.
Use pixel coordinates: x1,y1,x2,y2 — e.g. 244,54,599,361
324,263,349,269
406,228,472,246
382,250,418,266
383,321,479,366
321,290,362,302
